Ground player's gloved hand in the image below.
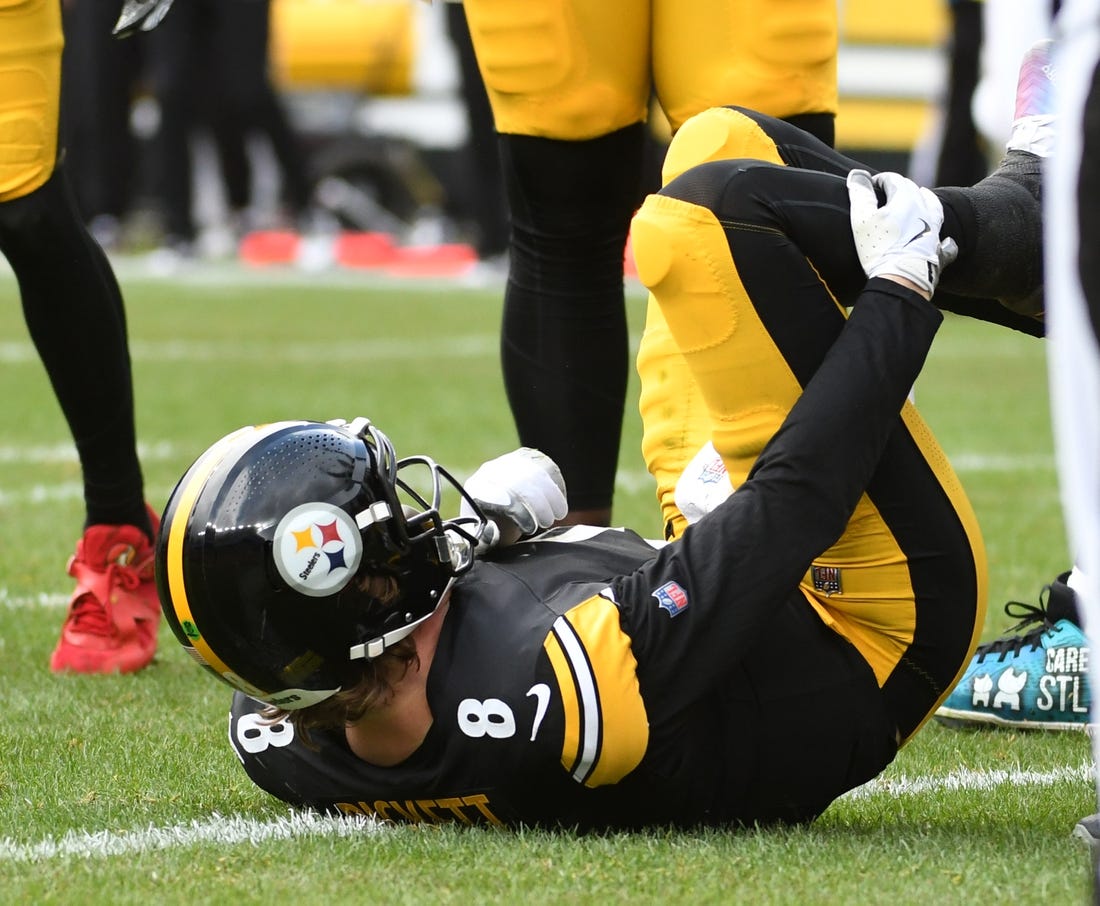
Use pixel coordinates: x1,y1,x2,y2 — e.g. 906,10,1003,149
846,169,958,296
114,0,176,37
459,448,568,550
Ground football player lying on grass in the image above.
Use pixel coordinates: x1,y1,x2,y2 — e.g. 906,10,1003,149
154,102,1047,829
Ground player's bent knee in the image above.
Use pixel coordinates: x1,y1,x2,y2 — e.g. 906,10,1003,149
663,107,787,185
630,192,736,352
630,212,675,290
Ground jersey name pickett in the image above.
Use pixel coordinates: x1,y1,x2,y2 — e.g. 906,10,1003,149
333,794,504,826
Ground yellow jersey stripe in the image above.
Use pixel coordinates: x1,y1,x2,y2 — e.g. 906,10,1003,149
165,424,289,681
544,593,650,788
543,628,583,776
550,616,601,783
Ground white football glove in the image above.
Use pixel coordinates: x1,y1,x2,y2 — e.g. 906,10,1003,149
846,170,958,296
114,0,176,37
460,447,568,550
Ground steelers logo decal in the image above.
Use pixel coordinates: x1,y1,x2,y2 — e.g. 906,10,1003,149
273,503,363,597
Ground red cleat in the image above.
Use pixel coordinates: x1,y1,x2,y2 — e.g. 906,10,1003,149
49,508,161,674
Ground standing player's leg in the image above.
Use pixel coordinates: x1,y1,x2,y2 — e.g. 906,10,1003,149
462,0,654,527
0,0,157,673
465,0,840,527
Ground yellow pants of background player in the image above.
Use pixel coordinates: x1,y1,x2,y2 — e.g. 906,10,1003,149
461,0,837,139
0,0,62,202
633,107,987,741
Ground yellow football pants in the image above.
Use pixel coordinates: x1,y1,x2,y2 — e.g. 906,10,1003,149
461,0,838,139
0,0,62,202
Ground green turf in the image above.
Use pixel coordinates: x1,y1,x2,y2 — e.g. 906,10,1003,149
0,264,1091,904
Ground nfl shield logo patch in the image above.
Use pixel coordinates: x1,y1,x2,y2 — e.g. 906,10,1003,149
653,581,689,617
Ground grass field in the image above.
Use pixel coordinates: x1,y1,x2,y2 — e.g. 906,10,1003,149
0,261,1094,904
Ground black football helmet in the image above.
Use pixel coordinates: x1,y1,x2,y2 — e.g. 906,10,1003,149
156,417,488,709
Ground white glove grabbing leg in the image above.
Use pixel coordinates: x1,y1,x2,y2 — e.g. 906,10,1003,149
460,448,568,549
846,170,958,296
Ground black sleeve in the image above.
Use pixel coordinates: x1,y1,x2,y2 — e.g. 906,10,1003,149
746,279,943,554
614,280,943,716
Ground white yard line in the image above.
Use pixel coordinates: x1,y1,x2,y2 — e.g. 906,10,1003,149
0,441,1054,473
0,335,497,365
845,761,1094,799
0,441,178,464
0,811,384,863
948,452,1057,472
0,588,69,609
0,447,1057,608
0,763,1090,862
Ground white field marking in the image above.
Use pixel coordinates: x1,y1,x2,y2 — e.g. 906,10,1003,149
0,762,1089,862
0,451,1051,510
0,442,1054,604
0,256,510,291
0,441,178,465
948,452,1056,472
0,440,1052,475
0,588,69,610
0,251,643,294
844,761,1094,799
0,811,385,863
0,336,495,365
0,472,652,515
0,483,85,507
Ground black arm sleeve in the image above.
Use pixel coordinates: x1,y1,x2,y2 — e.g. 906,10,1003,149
746,278,943,557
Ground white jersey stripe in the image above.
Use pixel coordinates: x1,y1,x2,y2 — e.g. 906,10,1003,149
551,616,601,784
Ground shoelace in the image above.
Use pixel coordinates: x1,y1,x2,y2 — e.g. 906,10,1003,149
66,593,115,636
106,554,146,593
66,546,147,636
105,540,155,590
973,591,1058,663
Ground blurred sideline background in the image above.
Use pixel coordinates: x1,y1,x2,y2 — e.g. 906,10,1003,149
56,0,989,278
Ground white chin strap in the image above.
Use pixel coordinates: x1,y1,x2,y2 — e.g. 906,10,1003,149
349,615,427,661
348,579,454,660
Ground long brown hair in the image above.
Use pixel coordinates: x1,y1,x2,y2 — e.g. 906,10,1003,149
262,572,419,742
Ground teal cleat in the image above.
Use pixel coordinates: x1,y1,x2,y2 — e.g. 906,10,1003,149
935,574,1091,731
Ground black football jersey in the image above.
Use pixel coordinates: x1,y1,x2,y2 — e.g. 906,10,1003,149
229,522,896,830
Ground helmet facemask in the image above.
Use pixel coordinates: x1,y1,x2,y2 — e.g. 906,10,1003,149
336,418,485,660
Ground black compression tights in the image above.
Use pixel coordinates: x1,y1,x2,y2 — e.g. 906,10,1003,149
499,124,646,514
0,165,150,536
